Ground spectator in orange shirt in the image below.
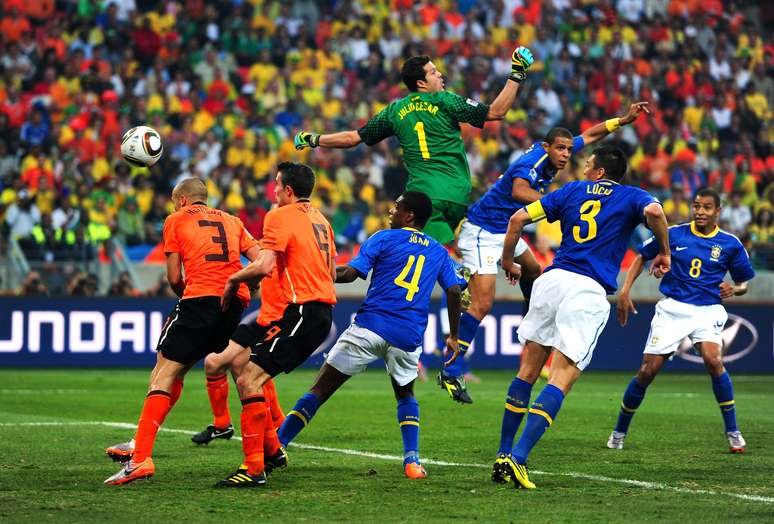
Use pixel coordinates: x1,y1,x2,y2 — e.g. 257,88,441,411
0,5,30,43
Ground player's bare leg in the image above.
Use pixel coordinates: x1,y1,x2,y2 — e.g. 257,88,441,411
512,250,551,377
697,342,745,452
516,341,551,384
105,353,190,485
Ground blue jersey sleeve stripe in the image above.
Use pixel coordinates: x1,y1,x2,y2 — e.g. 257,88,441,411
532,153,548,169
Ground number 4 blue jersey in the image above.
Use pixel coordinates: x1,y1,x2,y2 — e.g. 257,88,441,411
639,222,755,306
528,179,658,294
347,228,465,351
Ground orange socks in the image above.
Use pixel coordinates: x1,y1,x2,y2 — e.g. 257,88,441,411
263,379,285,428
133,390,172,463
206,374,231,428
241,394,267,475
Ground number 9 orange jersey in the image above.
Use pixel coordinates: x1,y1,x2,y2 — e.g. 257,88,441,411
259,200,337,306
163,204,259,306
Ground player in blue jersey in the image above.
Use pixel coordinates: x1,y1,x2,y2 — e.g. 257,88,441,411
607,187,755,453
277,191,465,479
441,102,651,404
490,145,671,489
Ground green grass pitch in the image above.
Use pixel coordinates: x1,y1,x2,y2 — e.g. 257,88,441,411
1,369,772,523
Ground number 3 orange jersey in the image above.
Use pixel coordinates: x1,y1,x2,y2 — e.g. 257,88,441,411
259,200,336,305
163,204,259,306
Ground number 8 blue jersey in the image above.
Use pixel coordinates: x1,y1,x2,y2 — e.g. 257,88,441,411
639,223,755,305
347,228,465,351
527,180,658,294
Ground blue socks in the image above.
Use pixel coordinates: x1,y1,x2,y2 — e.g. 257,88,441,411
397,397,420,465
278,392,319,447
498,377,533,454
444,312,480,378
512,384,565,464
614,378,648,434
712,371,738,432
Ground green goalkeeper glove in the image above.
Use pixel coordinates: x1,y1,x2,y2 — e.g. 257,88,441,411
294,131,320,150
509,46,534,83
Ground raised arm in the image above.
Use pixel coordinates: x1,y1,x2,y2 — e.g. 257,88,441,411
581,102,650,146
486,46,534,121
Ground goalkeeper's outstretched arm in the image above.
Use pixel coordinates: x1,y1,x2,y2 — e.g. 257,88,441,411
487,46,535,121
294,130,362,150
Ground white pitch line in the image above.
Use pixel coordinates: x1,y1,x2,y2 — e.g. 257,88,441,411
2,420,773,504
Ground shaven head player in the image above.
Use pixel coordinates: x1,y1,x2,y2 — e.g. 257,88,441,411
277,191,465,480
104,177,262,485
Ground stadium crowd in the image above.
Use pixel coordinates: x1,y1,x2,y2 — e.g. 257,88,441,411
0,0,772,296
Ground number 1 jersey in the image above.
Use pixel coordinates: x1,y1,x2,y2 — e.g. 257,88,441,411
347,228,465,351
163,204,258,305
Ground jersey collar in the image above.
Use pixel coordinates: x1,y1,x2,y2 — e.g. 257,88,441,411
402,227,423,233
690,221,719,238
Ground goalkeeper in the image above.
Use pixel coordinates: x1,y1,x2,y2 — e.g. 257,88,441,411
295,47,534,246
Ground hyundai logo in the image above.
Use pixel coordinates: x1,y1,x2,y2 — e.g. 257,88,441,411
676,314,759,364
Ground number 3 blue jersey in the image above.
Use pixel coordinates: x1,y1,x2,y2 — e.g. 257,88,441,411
347,228,465,351
528,179,658,294
466,136,585,234
639,222,755,306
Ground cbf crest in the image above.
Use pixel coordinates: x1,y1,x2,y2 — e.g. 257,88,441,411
710,245,722,261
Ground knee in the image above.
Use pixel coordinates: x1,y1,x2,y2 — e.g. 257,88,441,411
394,387,414,401
236,371,258,397
636,363,659,385
469,293,494,318
522,263,541,281
704,356,725,377
204,354,219,375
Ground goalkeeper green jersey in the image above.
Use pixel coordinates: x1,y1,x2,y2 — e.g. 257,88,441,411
357,90,489,206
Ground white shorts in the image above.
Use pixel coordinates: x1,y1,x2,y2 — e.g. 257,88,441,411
457,220,529,275
644,298,728,355
517,269,610,371
325,323,422,386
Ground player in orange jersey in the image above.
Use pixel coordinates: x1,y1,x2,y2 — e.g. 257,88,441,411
104,178,261,486
192,268,290,474
215,162,337,488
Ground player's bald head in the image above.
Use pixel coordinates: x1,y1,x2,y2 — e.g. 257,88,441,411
172,177,208,201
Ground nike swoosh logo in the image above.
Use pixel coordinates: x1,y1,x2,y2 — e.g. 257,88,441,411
675,247,688,251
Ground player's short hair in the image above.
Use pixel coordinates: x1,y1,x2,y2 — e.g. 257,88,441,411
399,191,433,228
694,187,721,208
592,145,628,182
402,56,432,92
278,161,315,198
173,177,208,201
544,127,573,145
